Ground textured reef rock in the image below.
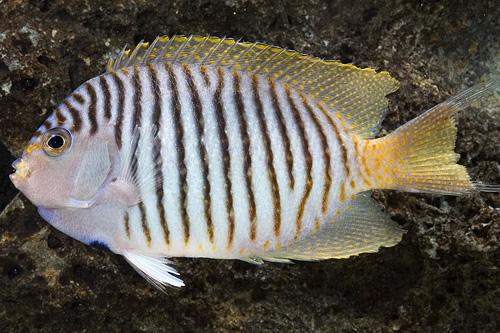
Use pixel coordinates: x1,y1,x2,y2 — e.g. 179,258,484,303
0,1,498,332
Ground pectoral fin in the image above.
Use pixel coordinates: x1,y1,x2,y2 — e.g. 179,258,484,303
72,141,111,201
112,125,163,207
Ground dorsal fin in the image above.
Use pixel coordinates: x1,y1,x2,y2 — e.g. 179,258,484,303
107,35,399,138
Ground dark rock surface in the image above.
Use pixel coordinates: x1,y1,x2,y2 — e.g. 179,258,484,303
0,1,498,332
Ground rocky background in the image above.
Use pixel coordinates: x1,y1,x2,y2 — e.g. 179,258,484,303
0,0,499,332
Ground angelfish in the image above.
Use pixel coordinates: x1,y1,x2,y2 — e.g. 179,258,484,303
9,35,499,289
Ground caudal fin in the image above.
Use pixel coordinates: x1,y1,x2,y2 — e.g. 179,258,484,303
365,79,499,195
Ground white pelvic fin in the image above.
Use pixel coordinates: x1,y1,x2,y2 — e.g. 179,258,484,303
123,252,184,290
258,193,404,262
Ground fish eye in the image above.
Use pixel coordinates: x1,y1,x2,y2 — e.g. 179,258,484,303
42,127,72,157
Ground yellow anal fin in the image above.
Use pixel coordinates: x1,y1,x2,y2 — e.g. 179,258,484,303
107,35,398,139
249,193,404,262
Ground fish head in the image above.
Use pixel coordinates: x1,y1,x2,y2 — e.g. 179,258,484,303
10,121,114,210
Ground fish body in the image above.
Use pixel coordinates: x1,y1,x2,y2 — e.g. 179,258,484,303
10,36,499,288
36,63,361,259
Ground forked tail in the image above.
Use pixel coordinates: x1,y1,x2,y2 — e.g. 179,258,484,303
363,79,499,194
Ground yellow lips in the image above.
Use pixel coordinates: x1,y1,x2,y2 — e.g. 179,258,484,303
12,158,31,178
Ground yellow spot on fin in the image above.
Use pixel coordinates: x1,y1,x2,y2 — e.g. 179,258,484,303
107,35,399,139
252,193,404,262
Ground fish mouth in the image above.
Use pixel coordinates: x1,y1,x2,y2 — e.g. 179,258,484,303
10,158,30,187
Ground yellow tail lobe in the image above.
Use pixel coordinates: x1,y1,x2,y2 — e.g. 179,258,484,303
363,79,499,195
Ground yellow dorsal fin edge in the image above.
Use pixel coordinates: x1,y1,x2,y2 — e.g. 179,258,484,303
107,35,399,138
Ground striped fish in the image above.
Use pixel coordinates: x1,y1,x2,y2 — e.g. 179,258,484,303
10,35,499,289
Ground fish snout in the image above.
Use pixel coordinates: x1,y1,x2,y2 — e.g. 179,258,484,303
10,158,30,185
11,158,21,171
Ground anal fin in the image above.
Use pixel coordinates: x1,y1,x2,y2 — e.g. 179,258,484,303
258,193,404,262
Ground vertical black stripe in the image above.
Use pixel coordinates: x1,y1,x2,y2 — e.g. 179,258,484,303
139,202,152,246
110,72,125,148
132,65,152,246
299,93,333,213
54,108,66,125
72,93,84,105
316,102,350,178
62,99,82,132
148,64,170,246
166,63,190,245
85,82,98,135
99,75,112,120
43,119,53,130
233,71,257,241
268,76,294,190
252,74,281,238
285,84,312,239
132,66,143,128
124,211,130,239
183,64,215,244
200,65,211,86
214,68,235,248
